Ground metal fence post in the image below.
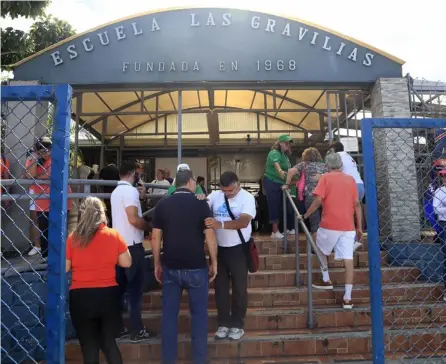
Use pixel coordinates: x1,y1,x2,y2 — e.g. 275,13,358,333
306,236,314,329
283,192,288,254
46,84,72,364
361,120,385,364
295,216,300,286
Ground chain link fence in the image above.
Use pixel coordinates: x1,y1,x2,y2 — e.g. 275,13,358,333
1,84,72,363
363,118,446,363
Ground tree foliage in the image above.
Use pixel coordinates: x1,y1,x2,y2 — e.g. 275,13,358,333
1,28,33,67
29,15,75,53
1,15,75,69
1,1,51,19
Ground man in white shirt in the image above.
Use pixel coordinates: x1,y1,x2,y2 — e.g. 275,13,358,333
149,169,170,195
111,162,157,342
205,171,256,341
433,169,446,303
330,141,365,200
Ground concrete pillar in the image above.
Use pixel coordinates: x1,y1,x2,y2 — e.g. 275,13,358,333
2,81,49,252
370,78,421,242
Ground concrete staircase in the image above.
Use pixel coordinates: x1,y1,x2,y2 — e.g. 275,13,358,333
65,234,446,363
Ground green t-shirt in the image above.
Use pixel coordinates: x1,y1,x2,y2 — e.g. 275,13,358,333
167,184,204,196
264,149,291,184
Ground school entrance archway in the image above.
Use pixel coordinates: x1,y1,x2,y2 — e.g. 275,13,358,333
12,7,405,186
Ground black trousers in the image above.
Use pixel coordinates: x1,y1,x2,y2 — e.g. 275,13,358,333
215,244,249,329
69,286,123,364
116,244,145,334
37,211,49,258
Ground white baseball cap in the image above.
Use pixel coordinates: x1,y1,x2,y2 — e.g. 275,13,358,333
177,163,190,172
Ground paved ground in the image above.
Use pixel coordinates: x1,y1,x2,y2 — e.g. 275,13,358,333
1,254,46,276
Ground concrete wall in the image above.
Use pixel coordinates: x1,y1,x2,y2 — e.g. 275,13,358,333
370,78,421,242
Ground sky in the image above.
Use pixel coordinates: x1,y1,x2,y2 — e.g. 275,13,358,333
2,0,445,81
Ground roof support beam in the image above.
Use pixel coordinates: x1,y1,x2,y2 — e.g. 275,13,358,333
208,89,214,110
95,92,129,130
298,90,326,127
258,90,328,117
107,106,307,139
85,90,170,128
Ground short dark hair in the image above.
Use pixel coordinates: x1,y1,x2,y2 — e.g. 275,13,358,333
330,141,344,152
220,171,239,187
175,169,194,188
35,137,52,151
197,176,205,184
119,162,136,177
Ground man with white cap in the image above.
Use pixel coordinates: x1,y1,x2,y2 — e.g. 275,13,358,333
166,163,204,196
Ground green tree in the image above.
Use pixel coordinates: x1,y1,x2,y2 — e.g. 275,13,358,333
1,28,33,67
1,1,51,19
29,15,75,53
1,15,75,69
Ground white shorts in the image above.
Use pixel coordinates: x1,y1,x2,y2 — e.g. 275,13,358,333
29,187,36,211
316,227,356,261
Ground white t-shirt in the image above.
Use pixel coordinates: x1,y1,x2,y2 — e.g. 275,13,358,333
150,179,170,195
207,189,256,247
111,181,144,246
338,151,363,184
434,186,446,221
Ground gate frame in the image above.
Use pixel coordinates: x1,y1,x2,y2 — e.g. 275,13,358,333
1,84,73,364
361,117,446,364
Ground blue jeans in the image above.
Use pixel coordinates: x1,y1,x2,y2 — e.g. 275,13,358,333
437,221,446,282
263,177,294,230
116,244,145,335
162,267,209,364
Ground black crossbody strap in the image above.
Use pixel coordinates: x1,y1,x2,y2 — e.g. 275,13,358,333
224,195,246,244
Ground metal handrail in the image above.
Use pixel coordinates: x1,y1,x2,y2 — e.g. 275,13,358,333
0,179,169,189
283,189,328,329
284,190,327,271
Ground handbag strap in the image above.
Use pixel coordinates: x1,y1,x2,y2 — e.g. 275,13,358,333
224,195,246,244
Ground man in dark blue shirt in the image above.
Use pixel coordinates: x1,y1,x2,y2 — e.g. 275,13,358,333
152,169,218,364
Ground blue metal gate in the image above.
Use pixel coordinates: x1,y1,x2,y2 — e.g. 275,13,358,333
362,118,446,363
1,84,72,363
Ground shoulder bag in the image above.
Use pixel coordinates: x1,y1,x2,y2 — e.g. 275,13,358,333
297,162,307,202
224,195,259,273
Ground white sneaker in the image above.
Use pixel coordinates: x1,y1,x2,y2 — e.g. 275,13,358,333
215,326,229,340
287,229,296,235
271,231,284,240
228,328,244,341
28,247,41,256
353,241,363,252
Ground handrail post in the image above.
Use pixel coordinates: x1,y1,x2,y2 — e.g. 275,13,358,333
283,192,288,254
295,215,300,286
306,236,314,329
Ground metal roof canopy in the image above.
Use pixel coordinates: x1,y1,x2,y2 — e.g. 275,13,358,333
12,7,405,154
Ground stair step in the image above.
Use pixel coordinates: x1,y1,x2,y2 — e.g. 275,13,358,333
253,239,369,255
259,251,386,270
65,325,446,361
66,351,446,364
129,303,446,332
205,267,420,289
143,283,444,310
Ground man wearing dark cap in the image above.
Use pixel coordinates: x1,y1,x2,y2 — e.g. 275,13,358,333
152,168,218,364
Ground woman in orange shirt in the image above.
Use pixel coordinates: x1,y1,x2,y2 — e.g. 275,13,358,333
66,197,132,364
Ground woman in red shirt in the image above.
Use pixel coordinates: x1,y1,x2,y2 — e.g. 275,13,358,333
66,197,131,364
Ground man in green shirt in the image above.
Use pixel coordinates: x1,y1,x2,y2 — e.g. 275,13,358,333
166,163,204,196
